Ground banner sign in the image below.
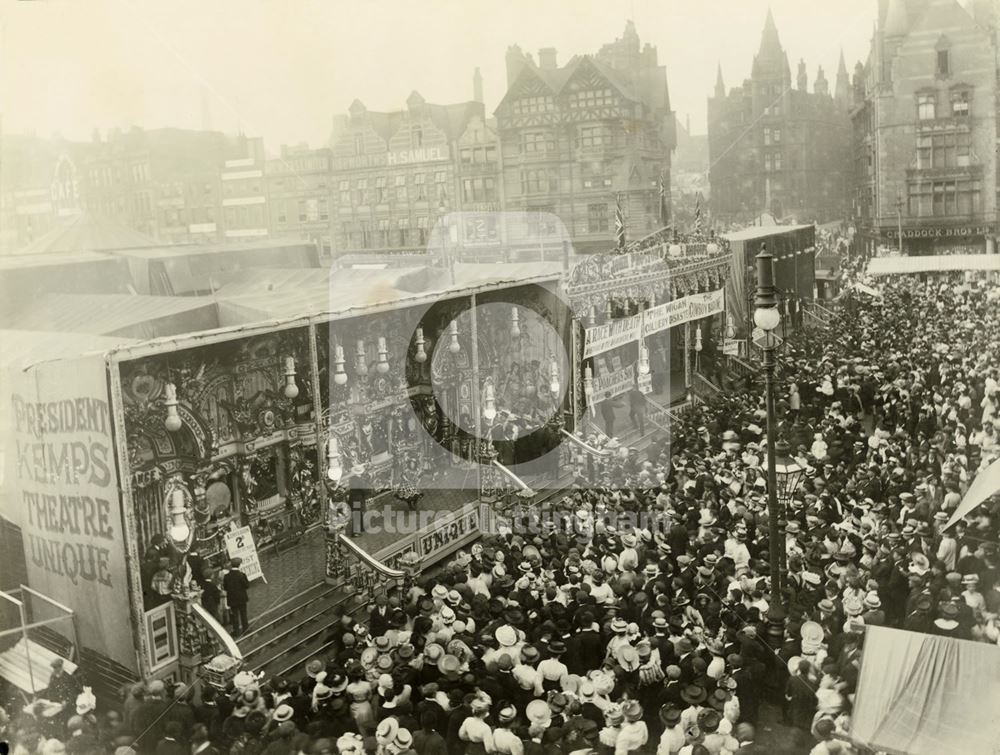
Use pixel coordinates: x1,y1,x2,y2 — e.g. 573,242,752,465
6,357,135,671
583,315,641,360
584,289,725,359
419,505,481,564
592,363,636,401
224,526,266,583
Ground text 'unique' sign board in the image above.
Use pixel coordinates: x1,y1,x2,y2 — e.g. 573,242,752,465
6,357,135,671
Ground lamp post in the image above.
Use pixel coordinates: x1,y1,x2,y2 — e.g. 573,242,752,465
773,437,804,580
753,241,786,648
895,193,903,255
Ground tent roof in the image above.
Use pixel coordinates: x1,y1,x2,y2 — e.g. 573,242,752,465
213,262,563,326
13,212,159,256
0,329,138,371
112,237,315,260
867,254,1000,276
8,293,218,337
722,224,814,242
0,251,115,271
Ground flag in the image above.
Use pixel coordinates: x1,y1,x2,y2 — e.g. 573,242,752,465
615,193,626,249
658,173,668,226
694,194,703,234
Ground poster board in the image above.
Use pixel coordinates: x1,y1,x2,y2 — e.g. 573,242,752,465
4,356,136,672
224,526,267,583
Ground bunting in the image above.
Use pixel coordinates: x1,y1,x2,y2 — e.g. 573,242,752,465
615,193,626,250
658,172,669,226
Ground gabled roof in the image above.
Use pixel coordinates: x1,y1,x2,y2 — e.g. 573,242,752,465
496,54,650,113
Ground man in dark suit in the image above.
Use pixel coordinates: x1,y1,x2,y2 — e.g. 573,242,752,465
223,558,250,637
348,464,371,537
565,611,603,675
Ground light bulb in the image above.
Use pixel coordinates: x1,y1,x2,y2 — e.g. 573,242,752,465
169,523,190,544
377,336,390,373
448,321,461,354
327,437,342,483
638,345,650,376
334,343,348,385
283,356,299,398
695,326,703,353
753,306,781,332
164,383,183,432
510,307,521,339
356,339,368,376
549,359,560,395
415,328,428,362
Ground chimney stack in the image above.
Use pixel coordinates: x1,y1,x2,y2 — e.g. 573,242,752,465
506,45,526,87
473,67,484,104
538,47,558,70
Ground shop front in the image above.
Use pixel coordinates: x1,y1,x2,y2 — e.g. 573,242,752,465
880,221,997,257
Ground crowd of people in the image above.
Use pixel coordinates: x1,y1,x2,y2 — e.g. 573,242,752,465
3,263,999,755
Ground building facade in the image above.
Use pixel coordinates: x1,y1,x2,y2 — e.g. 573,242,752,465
708,11,852,225
851,0,998,256
220,136,269,241
1,135,89,252
329,86,500,263
495,22,676,256
265,145,333,259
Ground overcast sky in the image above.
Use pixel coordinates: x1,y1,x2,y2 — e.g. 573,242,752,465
2,0,879,150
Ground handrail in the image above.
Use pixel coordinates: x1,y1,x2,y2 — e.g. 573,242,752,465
694,372,722,395
729,355,759,375
639,392,674,432
18,585,74,617
492,460,535,492
338,534,405,579
559,429,611,457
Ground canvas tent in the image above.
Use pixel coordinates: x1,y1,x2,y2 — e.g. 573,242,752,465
943,456,1000,530
851,626,1000,754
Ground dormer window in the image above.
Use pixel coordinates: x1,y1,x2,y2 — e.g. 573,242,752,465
935,36,951,77
936,50,950,75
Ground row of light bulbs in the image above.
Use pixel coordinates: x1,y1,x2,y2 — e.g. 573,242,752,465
163,355,302,433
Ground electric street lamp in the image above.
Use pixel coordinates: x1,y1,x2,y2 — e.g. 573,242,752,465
753,241,786,649
773,437,804,578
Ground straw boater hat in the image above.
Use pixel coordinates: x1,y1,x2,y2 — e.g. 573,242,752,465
351,463,366,476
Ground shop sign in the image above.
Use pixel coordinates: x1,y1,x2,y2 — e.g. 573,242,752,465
387,147,448,166
637,373,653,395
419,506,481,563
224,526,266,582
723,339,743,356
883,225,993,239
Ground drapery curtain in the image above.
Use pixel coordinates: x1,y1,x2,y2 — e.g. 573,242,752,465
851,626,1000,755
944,456,1000,530
726,243,748,336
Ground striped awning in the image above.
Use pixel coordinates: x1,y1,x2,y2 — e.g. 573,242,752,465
867,254,1000,275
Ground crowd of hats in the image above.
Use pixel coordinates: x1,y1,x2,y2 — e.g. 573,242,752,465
4,270,1000,754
